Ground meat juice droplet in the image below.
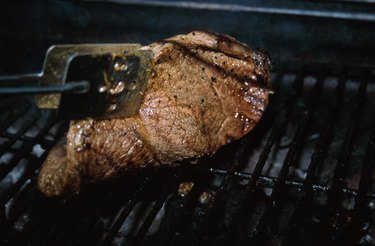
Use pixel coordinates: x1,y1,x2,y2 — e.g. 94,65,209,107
108,104,117,111
178,182,194,197
74,128,86,152
128,81,137,90
98,86,107,93
199,190,214,204
109,81,125,94
114,62,128,72
76,146,84,152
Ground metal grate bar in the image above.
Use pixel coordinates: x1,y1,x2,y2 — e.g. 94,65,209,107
318,79,368,243
10,196,50,246
250,75,324,243
36,190,112,246
1,132,55,146
35,206,77,246
326,80,368,207
221,73,305,244
206,167,375,198
132,194,168,245
2,66,374,245
34,186,116,245
1,181,36,231
67,193,115,246
0,113,38,155
183,72,288,243
0,117,57,183
38,191,110,246
81,186,149,246
164,148,243,244
99,177,153,246
81,217,109,246
14,126,71,245
194,137,251,243
3,157,60,244
0,105,30,135
2,173,62,240
281,76,346,245
0,159,38,207
38,206,79,246
1,118,65,244
100,201,138,246
343,126,375,244
0,117,58,206
160,73,284,244
158,167,212,244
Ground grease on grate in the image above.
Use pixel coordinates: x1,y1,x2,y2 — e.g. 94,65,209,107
177,182,194,197
199,189,215,204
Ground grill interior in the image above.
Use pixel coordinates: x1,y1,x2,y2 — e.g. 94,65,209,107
1,1,375,245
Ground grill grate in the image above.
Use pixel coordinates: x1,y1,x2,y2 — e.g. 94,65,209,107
1,66,375,246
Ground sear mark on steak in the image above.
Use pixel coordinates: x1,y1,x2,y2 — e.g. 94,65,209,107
38,30,273,196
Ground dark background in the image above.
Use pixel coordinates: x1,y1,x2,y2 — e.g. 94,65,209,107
0,0,374,76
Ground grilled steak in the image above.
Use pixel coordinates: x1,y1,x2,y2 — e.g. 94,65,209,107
38,31,272,196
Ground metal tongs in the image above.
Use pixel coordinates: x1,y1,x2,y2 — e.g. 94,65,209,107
0,44,153,120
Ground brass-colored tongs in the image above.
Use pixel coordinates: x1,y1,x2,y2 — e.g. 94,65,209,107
0,44,153,120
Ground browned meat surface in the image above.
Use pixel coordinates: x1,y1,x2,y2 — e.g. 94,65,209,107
38,31,272,196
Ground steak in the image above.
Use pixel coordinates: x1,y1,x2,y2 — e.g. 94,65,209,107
38,31,272,196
